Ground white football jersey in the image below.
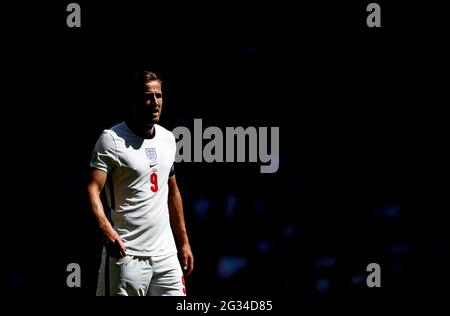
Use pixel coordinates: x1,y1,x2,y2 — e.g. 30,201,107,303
90,122,178,257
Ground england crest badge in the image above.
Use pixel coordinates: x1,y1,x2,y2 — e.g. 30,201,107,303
145,148,157,161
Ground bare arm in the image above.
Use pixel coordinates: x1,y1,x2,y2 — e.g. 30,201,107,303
168,175,194,275
87,169,126,258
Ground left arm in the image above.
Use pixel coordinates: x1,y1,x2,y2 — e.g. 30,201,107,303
168,175,194,275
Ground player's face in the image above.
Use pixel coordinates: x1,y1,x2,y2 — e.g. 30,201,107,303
134,80,163,126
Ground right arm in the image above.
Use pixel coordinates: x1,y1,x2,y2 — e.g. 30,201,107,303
87,169,126,258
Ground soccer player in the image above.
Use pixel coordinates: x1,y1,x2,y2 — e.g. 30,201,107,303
87,70,194,296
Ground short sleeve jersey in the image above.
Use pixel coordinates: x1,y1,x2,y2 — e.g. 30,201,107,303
90,122,177,257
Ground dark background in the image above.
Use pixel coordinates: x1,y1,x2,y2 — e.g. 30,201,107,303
2,0,448,308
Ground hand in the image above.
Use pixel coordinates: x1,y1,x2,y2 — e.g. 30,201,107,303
180,243,194,276
102,227,126,258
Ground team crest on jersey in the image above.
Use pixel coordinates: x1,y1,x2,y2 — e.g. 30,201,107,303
145,148,157,161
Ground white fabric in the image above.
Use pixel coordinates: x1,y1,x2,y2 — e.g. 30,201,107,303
90,122,177,257
96,247,185,296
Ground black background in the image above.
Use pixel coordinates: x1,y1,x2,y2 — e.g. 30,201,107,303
2,0,448,310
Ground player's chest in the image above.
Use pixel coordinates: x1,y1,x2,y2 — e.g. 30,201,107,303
118,142,172,175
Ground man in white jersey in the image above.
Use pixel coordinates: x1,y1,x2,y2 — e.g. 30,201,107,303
87,70,194,296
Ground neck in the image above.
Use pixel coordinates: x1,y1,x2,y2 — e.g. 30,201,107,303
126,120,156,139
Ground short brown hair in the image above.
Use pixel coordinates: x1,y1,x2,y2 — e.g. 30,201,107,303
128,70,162,100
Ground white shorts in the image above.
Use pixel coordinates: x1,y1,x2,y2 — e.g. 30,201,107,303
96,247,186,296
